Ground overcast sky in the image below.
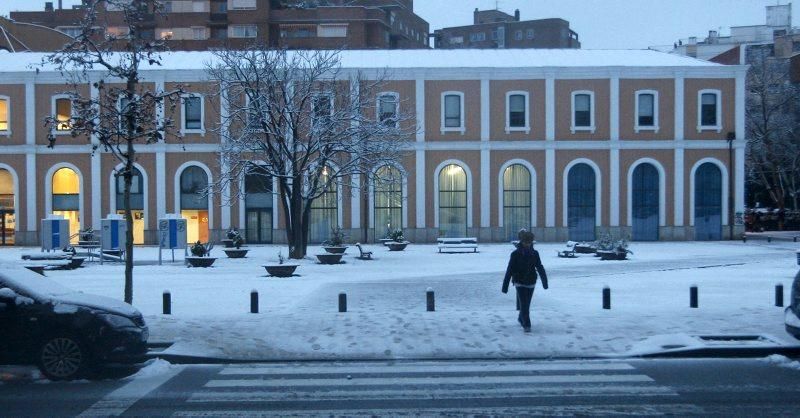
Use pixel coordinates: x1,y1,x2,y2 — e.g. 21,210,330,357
1,0,793,49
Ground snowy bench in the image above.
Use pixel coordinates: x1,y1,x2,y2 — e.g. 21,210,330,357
355,243,373,260
437,237,478,253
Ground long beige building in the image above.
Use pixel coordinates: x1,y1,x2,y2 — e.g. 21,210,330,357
0,49,746,246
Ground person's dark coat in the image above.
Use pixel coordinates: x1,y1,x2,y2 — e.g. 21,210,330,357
502,246,548,293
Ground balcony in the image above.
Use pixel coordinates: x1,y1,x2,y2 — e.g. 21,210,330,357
209,13,228,26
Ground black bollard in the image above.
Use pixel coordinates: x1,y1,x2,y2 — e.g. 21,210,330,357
426,288,435,312
742,235,747,243
251,290,259,314
163,291,171,315
602,287,611,310
338,292,347,313
690,286,698,308
776,284,784,307
793,236,797,243
767,236,772,243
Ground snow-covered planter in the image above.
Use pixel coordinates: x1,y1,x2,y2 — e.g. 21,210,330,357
187,241,216,267
223,248,249,258
574,242,596,254
186,257,216,267
316,253,344,264
386,241,409,251
323,226,348,254
263,252,298,277
323,246,348,254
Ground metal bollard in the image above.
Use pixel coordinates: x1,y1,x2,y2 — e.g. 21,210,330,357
794,236,797,243
602,287,611,310
776,284,784,307
767,236,772,243
742,235,747,243
251,290,259,314
426,287,435,312
338,292,347,313
163,291,171,315
690,286,698,308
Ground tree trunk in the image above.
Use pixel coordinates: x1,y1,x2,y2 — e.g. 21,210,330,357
123,155,134,304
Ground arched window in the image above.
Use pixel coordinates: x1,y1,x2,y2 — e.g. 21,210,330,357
180,166,209,243
52,167,80,241
244,170,273,244
0,168,14,245
631,163,659,241
374,165,402,238
309,167,337,243
567,163,595,241
115,167,145,244
503,164,531,241
694,162,722,240
438,164,467,237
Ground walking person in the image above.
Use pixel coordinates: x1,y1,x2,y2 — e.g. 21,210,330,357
502,229,548,332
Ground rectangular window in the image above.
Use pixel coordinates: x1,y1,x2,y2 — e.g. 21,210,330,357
230,24,257,38
247,95,267,131
526,29,534,39
378,94,398,127
229,0,256,9
0,99,8,131
701,93,717,126
119,96,131,130
637,93,655,126
184,96,202,130
444,94,462,128
313,95,332,127
508,94,526,128
491,29,498,40
469,33,477,42
515,30,523,40
55,98,72,131
317,24,347,38
477,32,486,41
192,27,206,40
449,36,463,45
574,94,591,127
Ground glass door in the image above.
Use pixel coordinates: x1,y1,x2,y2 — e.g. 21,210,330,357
0,210,13,245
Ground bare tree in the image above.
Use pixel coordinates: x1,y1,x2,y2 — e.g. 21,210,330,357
43,0,182,304
207,48,413,259
745,46,800,225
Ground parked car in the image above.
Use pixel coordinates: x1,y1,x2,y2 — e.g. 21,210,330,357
0,265,149,380
786,270,800,340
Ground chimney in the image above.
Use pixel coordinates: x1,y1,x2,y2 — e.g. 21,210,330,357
514,9,520,21
45,2,54,12
58,0,63,9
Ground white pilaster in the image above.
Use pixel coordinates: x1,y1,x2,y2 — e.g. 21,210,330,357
545,148,556,227
610,76,619,141
674,148,684,226
91,153,101,229
545,75,555,141
351,174,360,229
674,74,684,141
219,83,231,230
735,144,745,216
25,80,35,146
415,79,425,143
415,149,426,229
480,78,490,141
26,153,37,231
735,69,746,140
480,146,490,228
156,152,166,218
609,148,620,226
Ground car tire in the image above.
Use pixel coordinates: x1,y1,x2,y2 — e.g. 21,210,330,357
37,335,89,381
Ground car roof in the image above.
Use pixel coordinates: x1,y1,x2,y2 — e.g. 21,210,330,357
0,264,75,301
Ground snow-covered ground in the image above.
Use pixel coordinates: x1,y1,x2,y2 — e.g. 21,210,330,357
1,241,798,360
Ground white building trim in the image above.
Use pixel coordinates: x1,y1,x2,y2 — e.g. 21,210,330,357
415,79,425,143
173,160,215,232
415,150,425,228
44,162,85,229
440,91,465,134
674,148,684,226
610,149,620,226
609,76,619,140
504,90,531,134
689,158,729,227
108,162,150,231
25,154,36,231
562,158,602,227
545,75,555,141
545,149,555,227
433,159,473,229
497,159,537,228
0,163,20,231
696,89,722,133
480,79,490,140
634,89,660,133
626,158,667,227
25,80,35,146
674,75,684,141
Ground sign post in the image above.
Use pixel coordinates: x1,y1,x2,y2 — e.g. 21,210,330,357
158,215,187,265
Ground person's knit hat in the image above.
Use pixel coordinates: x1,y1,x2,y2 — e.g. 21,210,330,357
518,229,534,244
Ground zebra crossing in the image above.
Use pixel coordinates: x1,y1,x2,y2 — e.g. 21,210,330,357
171,360,705,416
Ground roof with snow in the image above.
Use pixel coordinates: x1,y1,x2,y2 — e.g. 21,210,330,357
0,49,724,72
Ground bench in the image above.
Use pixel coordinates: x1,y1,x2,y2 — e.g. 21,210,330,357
437,237,478,253
558,242,577,258
355,243,373,260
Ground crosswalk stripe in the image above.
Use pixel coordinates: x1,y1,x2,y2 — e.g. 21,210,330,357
206,374,655,388
188,384,678,403
172,403,707,417
219,362,636,375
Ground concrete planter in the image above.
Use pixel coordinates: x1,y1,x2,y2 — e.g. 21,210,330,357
323,246,348,254
223,248,249,258
316,253,344,264
186,257,217,268
597,250,628,261
387,241,409,251
263,264,298,277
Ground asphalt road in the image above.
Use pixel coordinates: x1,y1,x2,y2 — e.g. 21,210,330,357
1,358,799,417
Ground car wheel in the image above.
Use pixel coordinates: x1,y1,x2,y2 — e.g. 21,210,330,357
38,335,88,381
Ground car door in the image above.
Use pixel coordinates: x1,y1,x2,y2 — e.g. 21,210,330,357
0,283,36,364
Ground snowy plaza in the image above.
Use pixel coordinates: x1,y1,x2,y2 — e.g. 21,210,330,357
3,239,797,361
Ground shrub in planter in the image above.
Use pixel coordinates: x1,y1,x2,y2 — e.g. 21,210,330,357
323,226,348,253
223,227,241,248
187,241,216,267
386,228,409,251
263,252,298,277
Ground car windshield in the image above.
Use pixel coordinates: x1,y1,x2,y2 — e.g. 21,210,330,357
0,265,76,301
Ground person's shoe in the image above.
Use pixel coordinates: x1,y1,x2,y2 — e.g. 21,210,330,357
523,326,531,333
518,317,524,327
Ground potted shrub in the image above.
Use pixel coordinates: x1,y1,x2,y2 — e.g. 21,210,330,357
222,234,249,258
573,241,597,254
186,241,216,267
222,227,240,248
322,226,348,254
386,228,409,251
597,237,633,261
263,251,298,277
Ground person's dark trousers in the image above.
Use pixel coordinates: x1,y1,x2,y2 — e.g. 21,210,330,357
516,286,535,328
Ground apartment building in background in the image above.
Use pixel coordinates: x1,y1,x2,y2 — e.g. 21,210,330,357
8,0,430,51
433,8,580,49
0,49,745,247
